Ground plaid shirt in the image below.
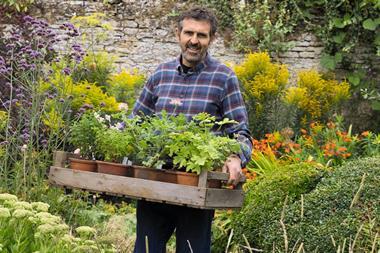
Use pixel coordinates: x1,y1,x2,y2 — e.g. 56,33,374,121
132,54,252,166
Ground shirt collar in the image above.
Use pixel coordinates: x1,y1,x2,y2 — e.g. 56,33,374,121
176,53,212,75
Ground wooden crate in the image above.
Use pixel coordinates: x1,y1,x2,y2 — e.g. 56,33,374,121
48,151,245,209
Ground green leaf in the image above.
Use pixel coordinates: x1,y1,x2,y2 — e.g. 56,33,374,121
332,18,346,28
333,33,346,44
334,52,343,63
363,18,377,30
320,54,336,70
371,101,380,111
347,74,361,86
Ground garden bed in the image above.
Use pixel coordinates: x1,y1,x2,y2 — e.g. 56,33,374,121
48,151,245,209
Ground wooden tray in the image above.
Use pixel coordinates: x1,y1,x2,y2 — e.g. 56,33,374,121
49,151,245,209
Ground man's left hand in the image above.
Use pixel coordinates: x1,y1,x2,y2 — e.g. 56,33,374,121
222,154,242,186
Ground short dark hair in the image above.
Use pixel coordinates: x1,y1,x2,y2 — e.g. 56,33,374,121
177,7,218,37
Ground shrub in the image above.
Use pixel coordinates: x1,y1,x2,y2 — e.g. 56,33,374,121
72,52,116,89
212,162,324,251
284,70,350,127
107,69,145,110
234,52,290,137
263,156,380,252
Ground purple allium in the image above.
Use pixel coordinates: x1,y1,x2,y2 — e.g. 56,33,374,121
100,102,106,107
59,98,65,103
79,108,85,113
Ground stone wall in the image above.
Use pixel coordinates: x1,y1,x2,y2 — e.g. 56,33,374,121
28,0,324,81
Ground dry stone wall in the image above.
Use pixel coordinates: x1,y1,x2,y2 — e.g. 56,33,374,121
28,0,324,81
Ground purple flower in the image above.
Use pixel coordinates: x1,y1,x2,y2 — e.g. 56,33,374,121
0,141,9,145
59,98,65,103
62,67,71,75
100,102,106,107
23,16,34,22
79,108,85,113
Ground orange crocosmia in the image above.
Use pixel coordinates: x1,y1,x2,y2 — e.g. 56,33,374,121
327,122,336,129
361,131,370,137
300,128,308,135
337,146,347,152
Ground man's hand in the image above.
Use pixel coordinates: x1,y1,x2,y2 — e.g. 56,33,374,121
222,154,242,186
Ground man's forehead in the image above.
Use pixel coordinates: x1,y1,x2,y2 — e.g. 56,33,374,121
181,18,211,31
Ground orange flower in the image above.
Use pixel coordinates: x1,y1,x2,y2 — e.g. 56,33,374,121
361,131,370,137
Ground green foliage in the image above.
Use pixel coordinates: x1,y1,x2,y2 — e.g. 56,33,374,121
72,52,116,90
0,0,34,12
134,112,241,174
265,156,380,252
96,128,134,162
233,0,297,54
68,113,103,159
213,162,324,251
106,69,145,109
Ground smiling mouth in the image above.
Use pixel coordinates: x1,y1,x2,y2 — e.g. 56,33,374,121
187,47,200,54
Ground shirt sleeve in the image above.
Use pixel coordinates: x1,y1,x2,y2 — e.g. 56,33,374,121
221,72,253,167
131,71,158,117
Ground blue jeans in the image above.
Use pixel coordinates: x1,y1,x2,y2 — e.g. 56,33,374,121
133,200,214,253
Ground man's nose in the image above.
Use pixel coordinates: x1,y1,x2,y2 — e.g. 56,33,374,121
190,34,199,44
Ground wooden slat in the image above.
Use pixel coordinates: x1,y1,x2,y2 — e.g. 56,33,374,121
198,170,208,187
49,167,206,206
204,188,245,208
207,171,229,181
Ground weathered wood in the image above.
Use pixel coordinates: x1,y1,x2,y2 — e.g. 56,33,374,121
49,166,245,209
198,170,208,188
53,151,68,167
49,167,206,206
207,171,229,181
204,188,245,208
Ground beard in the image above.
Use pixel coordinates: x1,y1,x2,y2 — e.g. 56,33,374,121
181,42,208,66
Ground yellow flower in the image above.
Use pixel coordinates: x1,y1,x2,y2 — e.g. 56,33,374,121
13,201,33,210
75,226,96,236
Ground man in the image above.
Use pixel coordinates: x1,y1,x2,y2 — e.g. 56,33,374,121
132,7,252,253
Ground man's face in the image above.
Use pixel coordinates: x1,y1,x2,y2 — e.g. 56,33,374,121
176,18,214,68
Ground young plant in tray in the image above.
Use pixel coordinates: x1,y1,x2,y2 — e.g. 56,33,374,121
69,112,103,160
134,112,241,174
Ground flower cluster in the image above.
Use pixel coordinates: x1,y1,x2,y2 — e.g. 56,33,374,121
0,192,115,252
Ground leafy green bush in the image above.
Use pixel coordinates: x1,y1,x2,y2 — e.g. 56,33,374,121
265,156,380,252
212,162,324,252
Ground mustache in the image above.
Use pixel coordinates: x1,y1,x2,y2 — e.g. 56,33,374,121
186,42,201,49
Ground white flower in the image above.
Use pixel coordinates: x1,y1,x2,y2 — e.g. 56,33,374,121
75,226,96,237
13,201,33,210
12,209,34,218
0,193,18,202
105,115,111,122
0,207,11,218
21,144,28,152
93,112,105,123
118,102,128,111
74,148,81,155
32,202,50,212
169,98,183,106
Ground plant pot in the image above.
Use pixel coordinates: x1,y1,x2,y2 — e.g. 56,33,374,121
96,161,133,176
69,158,97,172
132,165,200,186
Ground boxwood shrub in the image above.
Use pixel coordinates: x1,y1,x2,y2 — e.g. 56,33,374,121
265,156,380,252
212,162,324,252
